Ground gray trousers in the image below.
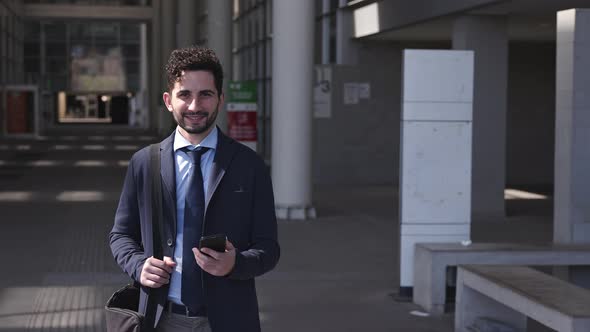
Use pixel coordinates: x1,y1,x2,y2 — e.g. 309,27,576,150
155,312,212,332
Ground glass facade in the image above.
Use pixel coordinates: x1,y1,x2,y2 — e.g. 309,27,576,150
0,0,25,134
0,0,24,86
23,20,142,123
232,0,336,160
233,0,272,160
24,0,150,6
24,21,140,92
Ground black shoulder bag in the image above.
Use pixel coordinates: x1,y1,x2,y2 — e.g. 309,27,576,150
105,143,164,332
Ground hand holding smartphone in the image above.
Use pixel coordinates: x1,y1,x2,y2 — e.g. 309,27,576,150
199,234,227,253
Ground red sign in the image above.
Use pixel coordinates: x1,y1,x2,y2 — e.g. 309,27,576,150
227,111,257,141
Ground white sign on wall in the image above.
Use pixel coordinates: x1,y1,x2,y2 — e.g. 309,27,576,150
343,83,359,105
313,66,332,118
343,82,371,105
358,82,371,99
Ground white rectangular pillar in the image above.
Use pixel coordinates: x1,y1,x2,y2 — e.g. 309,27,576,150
554,9,590,245
399,50,474,293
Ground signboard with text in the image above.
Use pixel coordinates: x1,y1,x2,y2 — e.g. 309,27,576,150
227,81,257,151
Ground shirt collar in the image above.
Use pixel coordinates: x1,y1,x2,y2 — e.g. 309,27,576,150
173,126,218,152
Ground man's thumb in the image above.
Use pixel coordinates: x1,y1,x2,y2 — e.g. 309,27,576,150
163,256,176,266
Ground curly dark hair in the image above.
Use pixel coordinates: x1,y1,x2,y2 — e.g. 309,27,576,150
165,46,224,95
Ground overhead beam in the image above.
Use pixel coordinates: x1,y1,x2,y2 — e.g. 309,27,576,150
24,4,153,21
352,0,505,38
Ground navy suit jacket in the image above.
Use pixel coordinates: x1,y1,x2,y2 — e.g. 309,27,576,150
110,129,280,332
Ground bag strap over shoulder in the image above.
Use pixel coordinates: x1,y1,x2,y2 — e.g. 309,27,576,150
145,143,165,330
106,143,163,332
149,143,164,260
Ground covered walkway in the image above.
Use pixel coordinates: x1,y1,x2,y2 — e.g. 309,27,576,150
0,132,552,331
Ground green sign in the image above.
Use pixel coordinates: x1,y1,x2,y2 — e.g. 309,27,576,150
228,81,257,103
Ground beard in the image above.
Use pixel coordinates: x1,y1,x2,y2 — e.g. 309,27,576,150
173,104,219,135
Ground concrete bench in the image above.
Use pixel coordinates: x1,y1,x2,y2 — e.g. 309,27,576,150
455,265,590,332
413,242,590,314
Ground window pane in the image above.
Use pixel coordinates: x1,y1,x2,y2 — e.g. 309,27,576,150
120,23,139,41
93,23,119,42
25,56,40,72
70,22,92,41
121,43,139,58
47,57,67,73
44,22,66,41
24,20,41,40
46,42,66,57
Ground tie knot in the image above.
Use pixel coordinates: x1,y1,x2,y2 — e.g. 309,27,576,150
182,146,210,164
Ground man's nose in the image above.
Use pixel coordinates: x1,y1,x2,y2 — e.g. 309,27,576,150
188,97,199,110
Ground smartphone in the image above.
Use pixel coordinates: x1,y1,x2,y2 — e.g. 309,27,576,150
199,234,227,253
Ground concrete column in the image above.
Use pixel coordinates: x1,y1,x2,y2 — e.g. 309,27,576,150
159,0,176,135
149,0,162,133
177,0,198,48
206,0,232,132
554,9,590,245
399,49,473,294
336,0,357,65
138,23,148,129
453,15,508,222
160,0,177,63
271,0,316,220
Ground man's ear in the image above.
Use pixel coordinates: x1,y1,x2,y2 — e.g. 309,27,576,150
163,92,172,112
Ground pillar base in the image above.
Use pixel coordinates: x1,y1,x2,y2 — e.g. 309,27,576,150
275,205,316,220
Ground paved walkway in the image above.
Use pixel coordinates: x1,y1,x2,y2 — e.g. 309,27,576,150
0,131,552,332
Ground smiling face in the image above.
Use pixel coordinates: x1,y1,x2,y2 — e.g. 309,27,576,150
163,70,224,144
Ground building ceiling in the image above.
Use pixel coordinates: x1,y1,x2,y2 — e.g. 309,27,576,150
364,0,589,42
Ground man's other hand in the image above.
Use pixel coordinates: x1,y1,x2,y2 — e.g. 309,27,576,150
140,256,176,288
194,240,236,277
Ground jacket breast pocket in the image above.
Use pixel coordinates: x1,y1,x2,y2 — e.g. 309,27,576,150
224,188,253,235
230,188,252,213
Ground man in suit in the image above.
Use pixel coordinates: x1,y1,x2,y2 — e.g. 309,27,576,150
110,46,280,332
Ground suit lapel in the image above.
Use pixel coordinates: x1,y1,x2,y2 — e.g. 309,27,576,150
205,129,238,215
159,133,177,234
